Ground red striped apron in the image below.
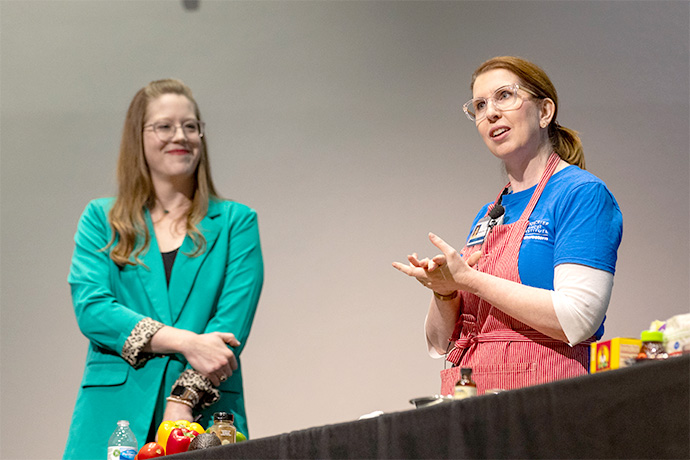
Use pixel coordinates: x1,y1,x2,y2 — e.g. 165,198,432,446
440,152,593,395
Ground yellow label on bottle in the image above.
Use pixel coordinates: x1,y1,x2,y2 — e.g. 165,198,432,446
453,386,477,399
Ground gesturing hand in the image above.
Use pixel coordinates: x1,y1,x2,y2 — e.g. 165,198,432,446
183,332,240,387
392,233,481,296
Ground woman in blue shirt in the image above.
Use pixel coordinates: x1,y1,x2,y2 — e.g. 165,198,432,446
393,57,622,394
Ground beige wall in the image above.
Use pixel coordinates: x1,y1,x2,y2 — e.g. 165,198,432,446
1,1,688,458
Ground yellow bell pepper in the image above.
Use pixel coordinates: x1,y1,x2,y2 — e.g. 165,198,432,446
156,420,177,450
174,419,192,430
157,419,204,449
189,422,205,436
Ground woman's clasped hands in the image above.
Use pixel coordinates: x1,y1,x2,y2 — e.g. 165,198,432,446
183,331,240,387
392,233,481,297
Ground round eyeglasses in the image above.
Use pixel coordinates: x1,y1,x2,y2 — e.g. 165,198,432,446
462,84,538,122
143,120,205,142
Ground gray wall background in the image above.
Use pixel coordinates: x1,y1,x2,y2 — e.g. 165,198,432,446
1,1,688,458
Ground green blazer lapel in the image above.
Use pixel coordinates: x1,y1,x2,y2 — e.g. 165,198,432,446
168,201,223,324
138,209,173,324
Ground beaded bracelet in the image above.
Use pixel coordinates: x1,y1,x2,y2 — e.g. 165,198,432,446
166,396,195,409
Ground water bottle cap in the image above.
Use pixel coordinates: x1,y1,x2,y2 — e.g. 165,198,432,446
117,420,130,427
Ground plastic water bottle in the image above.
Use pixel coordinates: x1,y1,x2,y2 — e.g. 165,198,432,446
107,420,137,460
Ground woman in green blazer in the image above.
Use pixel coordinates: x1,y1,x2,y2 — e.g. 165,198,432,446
64,79,263,459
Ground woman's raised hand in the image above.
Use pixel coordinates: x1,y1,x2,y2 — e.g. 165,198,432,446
392,233,480,296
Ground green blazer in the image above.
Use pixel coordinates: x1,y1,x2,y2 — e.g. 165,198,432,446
64,198,263,459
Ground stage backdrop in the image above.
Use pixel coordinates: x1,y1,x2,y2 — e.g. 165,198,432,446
1,1,688,459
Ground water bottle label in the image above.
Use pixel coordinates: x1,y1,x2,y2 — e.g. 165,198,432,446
107,446,137,460
120,448,136,460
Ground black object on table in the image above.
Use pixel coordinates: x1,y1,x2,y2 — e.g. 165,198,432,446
174,355,689,459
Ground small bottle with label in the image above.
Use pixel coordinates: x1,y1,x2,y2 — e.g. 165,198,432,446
637,330,668,360
207,412,236,445
106,420,137,460
453,368,477,400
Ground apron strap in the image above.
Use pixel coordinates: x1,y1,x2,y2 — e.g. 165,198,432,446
487,152,560,218
520,151,561,221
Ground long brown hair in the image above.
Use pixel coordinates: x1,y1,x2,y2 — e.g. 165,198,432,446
470,56,585,169
107,79,218,266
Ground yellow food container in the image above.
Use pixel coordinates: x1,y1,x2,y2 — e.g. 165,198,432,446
590,337,642,373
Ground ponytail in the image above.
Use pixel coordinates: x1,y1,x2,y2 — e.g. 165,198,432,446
549,122,585,170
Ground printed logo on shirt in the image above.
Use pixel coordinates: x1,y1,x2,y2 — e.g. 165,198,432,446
524,219,551,242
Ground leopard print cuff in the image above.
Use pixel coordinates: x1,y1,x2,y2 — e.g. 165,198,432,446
121,318,165,368
173,369,220,410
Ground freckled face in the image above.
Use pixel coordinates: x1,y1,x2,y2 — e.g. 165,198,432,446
472,69,546,161
143,93,202,183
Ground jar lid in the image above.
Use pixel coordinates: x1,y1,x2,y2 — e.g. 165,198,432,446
641,330,663,342
213,412,234,422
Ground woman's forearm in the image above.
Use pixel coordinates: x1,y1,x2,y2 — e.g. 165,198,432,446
425,294,461,355
145,326,239,386
144,325,196,355
394,233,568,345
463,269,567,342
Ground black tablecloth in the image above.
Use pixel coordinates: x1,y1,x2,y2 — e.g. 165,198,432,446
175,356,690,459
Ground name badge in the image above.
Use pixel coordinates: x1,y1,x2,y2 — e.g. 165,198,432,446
467,214,504,246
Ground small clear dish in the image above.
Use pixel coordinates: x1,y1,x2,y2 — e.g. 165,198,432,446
409,395,453,408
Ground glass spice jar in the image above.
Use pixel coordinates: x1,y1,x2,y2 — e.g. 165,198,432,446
207,412,236,445
637,330,668,360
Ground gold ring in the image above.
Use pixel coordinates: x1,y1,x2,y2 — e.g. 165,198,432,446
219,375,227,382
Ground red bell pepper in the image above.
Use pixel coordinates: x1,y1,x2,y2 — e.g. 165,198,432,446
166,427,194,455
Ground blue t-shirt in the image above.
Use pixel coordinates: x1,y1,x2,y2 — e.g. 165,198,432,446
466,165,623,291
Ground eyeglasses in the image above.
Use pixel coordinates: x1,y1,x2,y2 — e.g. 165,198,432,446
143,120,205,142
462,83,538,122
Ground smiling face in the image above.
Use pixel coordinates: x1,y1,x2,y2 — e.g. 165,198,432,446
472,68,554,163
143,93,202,185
